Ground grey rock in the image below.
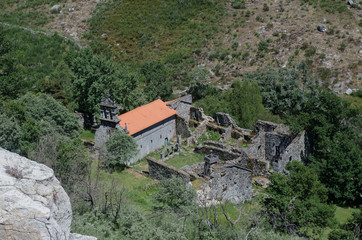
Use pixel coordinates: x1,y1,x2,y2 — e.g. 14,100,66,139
0,147,97,240
345,88,353,95
317,25,327,32
348,0,354,5
50,4,61,14
70,233,98,240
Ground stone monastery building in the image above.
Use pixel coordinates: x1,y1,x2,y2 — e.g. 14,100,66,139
95,94,192,164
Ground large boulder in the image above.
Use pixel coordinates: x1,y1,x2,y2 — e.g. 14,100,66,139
0,147,96,240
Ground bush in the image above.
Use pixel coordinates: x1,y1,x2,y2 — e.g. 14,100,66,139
263,3,269,11
338,41,346,52
153,176,197,210
258,40,269,52
232,41,239,51
304,46,316,57
328,229,354,240
231,0,246,9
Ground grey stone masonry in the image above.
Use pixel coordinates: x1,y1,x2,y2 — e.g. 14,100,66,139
147,157,191,182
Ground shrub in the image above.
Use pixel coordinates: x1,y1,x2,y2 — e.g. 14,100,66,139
232,41,239,51
258,40,269,52
263,3,269,11
338,41,346,52
304,46,316,57
231,0,246,9
5,165,23,179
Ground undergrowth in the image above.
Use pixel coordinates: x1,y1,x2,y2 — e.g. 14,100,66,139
88,0,226,63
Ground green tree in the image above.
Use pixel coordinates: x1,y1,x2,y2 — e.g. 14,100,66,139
17,93,81,137
141,61,173,101
288,88,362,206
243,68,308,117
227,80,276,129
153,176,197,210
68,48,118,126
0,26,21,100
55,138,90,195
0,112,22,152
105,131,138,166
263,161,334,238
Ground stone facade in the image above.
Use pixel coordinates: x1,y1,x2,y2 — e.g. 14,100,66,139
131,116,176,164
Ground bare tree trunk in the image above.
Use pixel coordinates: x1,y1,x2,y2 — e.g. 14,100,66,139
221,204,243,227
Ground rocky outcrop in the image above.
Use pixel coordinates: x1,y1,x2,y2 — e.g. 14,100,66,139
0,147,96,240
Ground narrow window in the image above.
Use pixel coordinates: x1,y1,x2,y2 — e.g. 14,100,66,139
289,156,292,161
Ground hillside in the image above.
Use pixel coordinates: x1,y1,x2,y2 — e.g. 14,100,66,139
1,0,360,93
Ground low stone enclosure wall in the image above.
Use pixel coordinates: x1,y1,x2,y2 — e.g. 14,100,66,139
147,157,191,182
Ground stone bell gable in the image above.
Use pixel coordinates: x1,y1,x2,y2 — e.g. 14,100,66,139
95,93,123,149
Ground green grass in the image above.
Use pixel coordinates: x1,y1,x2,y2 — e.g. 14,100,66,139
79,130,95,141
91,159,156,210
320,206,360,239
165,152,204,168
334,206,359,224
89,0,226,63
0,0,67,27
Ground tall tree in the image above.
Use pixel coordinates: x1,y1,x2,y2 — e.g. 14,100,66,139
141,61,173,101
288,88,362,206
68,48,117,126
263,161,334,238
105,131,138,166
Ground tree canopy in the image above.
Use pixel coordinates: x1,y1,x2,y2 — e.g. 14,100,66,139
263,161,335,238
105,131,138,166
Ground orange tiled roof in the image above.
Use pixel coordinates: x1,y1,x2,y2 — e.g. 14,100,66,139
118,99,177,136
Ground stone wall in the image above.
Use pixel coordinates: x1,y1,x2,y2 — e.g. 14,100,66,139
167,95,192,122
274,131,305,172
131,116,176,164
176,115,192,138
147,157,190,182
215,112,237,127
198,164,252,204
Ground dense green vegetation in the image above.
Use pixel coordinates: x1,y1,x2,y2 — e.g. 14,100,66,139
89,0,225,63
196,79,280,129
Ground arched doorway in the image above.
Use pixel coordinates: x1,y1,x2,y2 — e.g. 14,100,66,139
164,137,168,146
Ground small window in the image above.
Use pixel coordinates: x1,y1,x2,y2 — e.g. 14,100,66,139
140,145,142,149
151,140,153,143
289,156,292,161
160,135,162,139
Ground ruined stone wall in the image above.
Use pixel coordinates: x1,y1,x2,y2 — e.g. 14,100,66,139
194,143,249,162
244,132,266,162
264,132,287,163
176,115,192,138
147,157,190,182
200,165,252,204
254,120,279,133
276,131,305,172
215,112,237,127
167,95,192,122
